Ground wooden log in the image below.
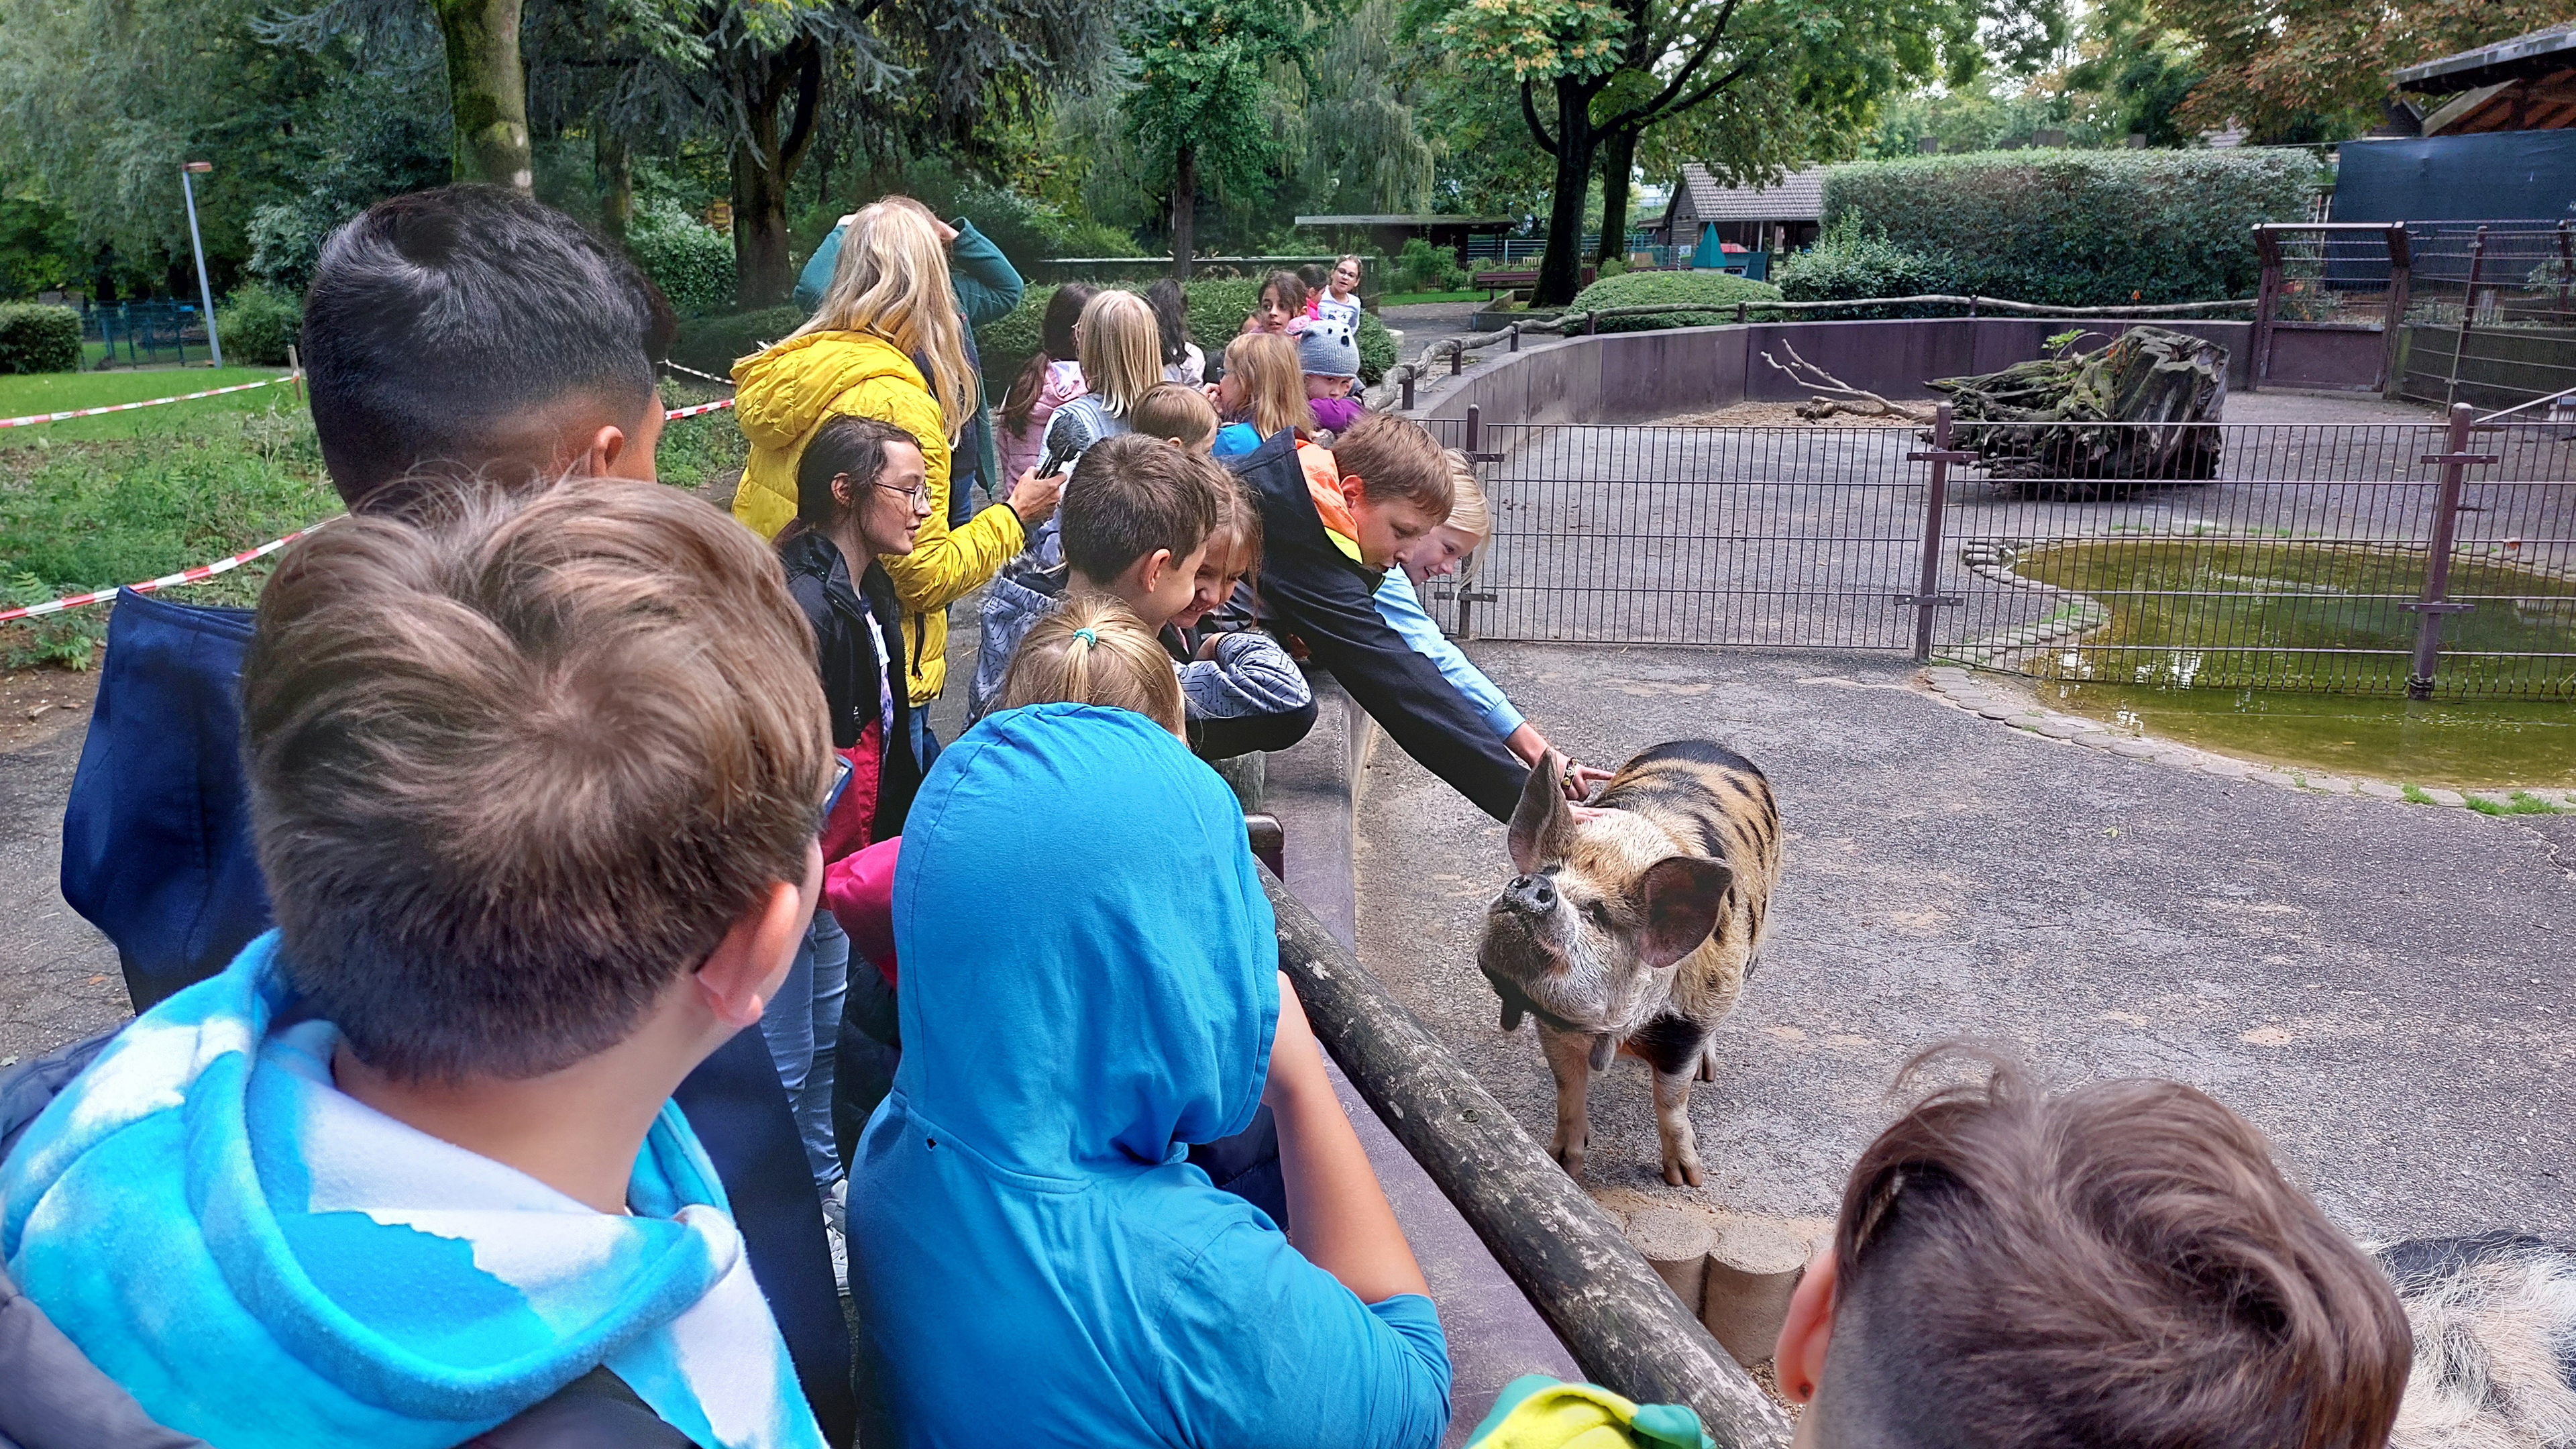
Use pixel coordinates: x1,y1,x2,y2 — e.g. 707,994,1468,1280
1699,1220,1817,1368
1263,869,1792,1449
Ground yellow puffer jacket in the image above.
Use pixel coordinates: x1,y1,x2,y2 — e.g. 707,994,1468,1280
733,330,1026,705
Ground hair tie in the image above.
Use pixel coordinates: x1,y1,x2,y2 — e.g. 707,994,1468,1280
1071,627,1097,647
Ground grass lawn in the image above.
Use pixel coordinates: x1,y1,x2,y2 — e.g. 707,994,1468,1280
0,372,747,670
0,368,301,449
1377,290,1487,307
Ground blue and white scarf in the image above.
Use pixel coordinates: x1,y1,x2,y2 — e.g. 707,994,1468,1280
0,933,826,1449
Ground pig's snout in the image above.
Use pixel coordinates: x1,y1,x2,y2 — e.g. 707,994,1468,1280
1499,873,1557,915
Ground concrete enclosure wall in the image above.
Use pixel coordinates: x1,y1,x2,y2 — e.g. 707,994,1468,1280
1419,318,2258,427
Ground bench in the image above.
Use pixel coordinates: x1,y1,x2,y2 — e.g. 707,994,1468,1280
1472,264,1599,301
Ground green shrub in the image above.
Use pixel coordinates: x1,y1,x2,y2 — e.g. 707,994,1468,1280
0,303,82,374
1774,214,1952,314
1818,150,2311,306
215,285,303,366
1391,238,1468,293
1564,270,1782,333
1057,219,1145,259
629,200,737,317
978,280,1397,388
670,305,805,375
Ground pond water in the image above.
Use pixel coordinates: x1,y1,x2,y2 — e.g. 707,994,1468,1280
2044,682,2576,788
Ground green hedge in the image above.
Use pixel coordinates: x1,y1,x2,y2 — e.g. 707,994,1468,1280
670,306,805,376
977,280,1397,388
629,201,738,317
1564,270,1782,333
1774,216,1949,315
0,303,82,374
215,286,302,366
1815,150,2312,307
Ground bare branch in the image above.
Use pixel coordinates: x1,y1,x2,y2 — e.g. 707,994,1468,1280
1760,340,1932,423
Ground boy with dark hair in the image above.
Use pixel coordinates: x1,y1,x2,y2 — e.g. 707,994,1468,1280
969,434,1313,760
3,480,835,1447
37,184,857,1440
1230,409,1532,821
1772,1050,2413,1449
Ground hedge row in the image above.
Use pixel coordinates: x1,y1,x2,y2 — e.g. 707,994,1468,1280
1563,270,1782,333
1808,150,2315,307
0,304,81,374
215,286,303,367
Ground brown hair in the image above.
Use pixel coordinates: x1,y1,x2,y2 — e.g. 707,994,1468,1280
1328,410,1454,514
241,478,830,1083
1203,474,1265,584
998,593,1183,734
1222,332,1315,441
789,414,922,537
1060,433,1222,584
1131,382,1219,449
1259,269,1309,321
1001,283,1095,433
1821,1047,2411,1449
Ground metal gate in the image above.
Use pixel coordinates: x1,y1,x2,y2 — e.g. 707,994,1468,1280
1418,405,2576,701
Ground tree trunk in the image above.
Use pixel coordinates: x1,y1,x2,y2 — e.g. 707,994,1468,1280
594,127,632,247
729,38,823,309
1171,144,1197,280
1534,78,1598,307
1596,127,1636,264
429,0,531,191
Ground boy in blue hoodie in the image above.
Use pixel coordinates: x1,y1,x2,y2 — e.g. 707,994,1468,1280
1,479,835,1449
846,702,1452,1448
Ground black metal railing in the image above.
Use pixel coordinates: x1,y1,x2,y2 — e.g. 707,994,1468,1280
1418,405,2576,702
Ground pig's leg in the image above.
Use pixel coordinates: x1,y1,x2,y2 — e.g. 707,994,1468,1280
1652,1067,1703,1187
1538,1024,1593,1179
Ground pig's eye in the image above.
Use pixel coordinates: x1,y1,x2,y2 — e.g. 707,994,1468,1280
1581,901,1615,930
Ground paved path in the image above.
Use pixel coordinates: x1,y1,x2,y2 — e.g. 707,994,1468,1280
0,721,124,1067
1352,644,2575,1244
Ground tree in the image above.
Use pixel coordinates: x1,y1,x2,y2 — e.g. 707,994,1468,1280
1419,0,2061,305
1119,0,1318,277
2159,0,2561,142
432,0,533,186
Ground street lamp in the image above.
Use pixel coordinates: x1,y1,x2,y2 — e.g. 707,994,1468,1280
180,160,222,368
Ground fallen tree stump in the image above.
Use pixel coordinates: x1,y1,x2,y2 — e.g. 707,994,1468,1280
1930,326,2226,500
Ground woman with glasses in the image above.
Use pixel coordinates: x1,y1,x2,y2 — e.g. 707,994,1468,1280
768,412,938,1283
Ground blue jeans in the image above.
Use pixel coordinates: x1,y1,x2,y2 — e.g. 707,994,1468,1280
761,908,850,1198
910,709,942,771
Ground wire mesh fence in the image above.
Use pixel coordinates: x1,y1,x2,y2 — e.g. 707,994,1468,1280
2395,225,2576,411
1413,417,2576,701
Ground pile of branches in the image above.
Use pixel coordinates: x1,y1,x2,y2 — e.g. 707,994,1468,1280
1931,327,2228,500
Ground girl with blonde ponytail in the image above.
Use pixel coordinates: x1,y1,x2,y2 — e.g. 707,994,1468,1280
732,198,1065,745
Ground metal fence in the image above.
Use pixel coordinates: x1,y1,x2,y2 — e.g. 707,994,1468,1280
1415,408,2576,701
78,301,211,368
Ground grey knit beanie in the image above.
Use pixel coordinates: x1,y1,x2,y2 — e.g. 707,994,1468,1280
1298,321,1360,379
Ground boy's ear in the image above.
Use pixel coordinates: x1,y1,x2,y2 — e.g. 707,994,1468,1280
694,876,812,1029
1774,1247,1837,1407
1338,474,1367,511
1136,547,1177,594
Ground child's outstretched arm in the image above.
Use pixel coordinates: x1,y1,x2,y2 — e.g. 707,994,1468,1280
1265,971,1429,1305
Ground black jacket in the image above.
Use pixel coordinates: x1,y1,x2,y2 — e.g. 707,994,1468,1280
780,527,924,843
1228,429,1527,822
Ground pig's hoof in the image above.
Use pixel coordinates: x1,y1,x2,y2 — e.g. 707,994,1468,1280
1551,1133,1588,1179
1662,1155,1703,1188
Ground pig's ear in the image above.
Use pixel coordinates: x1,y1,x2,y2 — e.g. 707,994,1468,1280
1508,750,1576,875
1637,855,1733,969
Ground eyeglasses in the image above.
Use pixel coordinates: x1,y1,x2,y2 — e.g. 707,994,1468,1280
840,472,931,508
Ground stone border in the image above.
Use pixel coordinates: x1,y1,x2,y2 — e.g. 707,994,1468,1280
1920,665,2576,812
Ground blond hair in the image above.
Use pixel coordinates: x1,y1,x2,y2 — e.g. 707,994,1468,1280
999,593,1184,735
1222,332,1316,441
793,201,979,441
1131,382,1218,449
1442,449,1492,541
1205,473,1265,583
1079,290,1165,419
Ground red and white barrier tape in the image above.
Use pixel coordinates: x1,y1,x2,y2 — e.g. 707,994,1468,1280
660,360,737,387
0,394,736,625
0,520,338,623
0,374,300,431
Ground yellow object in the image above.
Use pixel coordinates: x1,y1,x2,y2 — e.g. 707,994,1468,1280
1465,1377,1713,1449
733,331,1026,705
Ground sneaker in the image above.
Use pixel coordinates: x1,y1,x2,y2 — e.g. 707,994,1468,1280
822,1176,847,1234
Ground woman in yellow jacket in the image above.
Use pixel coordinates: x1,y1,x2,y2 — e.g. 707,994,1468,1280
734,200,1063,750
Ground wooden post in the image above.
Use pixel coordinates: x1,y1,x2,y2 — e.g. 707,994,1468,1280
2250,225,2283,393
2381,226,2411,401
2559,221,2573,321
2445,227,2487,409
1264,871,1793,1449
286,344,303,405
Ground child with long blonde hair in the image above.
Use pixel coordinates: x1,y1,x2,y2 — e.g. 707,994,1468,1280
1209,332,1316,460
998,594,1186,737
1038,290,1166,474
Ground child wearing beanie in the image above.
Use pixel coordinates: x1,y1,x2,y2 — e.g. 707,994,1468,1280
1299,321,1365,434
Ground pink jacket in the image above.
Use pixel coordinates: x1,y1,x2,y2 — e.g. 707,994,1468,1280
999,360,1086,483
